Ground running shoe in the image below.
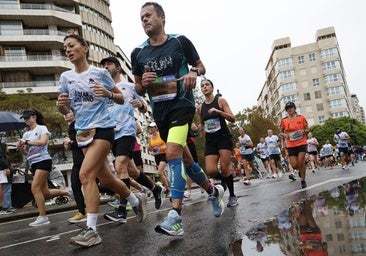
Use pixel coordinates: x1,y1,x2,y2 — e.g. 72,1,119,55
108,199,120,208
227,195,238,207
29,215,50,227
288,173,296,181
69,227,102,247
243,179,251,185
68,212,87,224
272,173,278,178
301,181,307,189
104,206,127,223
152,185,164,209
155,209,184,236
133,193,147,223
211,185,225,217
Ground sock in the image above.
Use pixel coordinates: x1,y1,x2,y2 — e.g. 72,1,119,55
207,184,217,196
173,207,181,215
86,213,98,231
135,172,154,190
224,174,235,197
185,162,208,186
168,158,186,199
126,192,139,207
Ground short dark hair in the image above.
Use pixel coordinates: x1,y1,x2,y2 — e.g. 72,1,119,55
142,2,165,16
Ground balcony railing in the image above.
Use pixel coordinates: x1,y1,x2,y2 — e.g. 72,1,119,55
0,54,68,62
0,80,59,89
0,29,70,36
0,3,74,13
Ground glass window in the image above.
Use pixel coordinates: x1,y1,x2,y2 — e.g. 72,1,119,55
323,60,340,71
312,78,320,86
280,82,297,93
319,116,325,124
298,56,304,64
316,103,324,111
304,93,311,101
326,86,345,96
337,233,345,241
276,57,293,69
0,21,22,35
324,73,342,84
321,47,338,59
309,53,316,61
4,46,26,61
329,98,346,108
278,70,295,82
315,91,322,99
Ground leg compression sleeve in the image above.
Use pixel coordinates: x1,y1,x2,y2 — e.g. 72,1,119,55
168,158,186,199
185,162,208,186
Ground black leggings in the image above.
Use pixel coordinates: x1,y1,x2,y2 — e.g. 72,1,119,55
71,164,86,215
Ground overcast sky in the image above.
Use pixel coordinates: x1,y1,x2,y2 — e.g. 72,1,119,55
109,0,366,114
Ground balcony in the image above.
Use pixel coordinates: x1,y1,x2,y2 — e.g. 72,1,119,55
0,29,69,49
0,3,81,27
0,80,60,97
0,54,73,72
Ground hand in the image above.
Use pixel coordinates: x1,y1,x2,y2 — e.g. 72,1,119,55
129,99,142,108
179,71,197,91
57,93,71,113
92,82,109,98
141,65,156,89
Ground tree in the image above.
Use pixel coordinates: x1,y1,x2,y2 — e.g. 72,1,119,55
310,117,366,147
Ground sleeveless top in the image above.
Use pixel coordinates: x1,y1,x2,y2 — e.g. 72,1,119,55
201,95,230,137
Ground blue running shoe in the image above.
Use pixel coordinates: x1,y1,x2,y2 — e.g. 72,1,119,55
211,185,225,217
155,210,184,236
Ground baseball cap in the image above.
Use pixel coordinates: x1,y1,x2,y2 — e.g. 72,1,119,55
20,109,36,119
100,56,121,67
285,101,296,110
149,122,157,127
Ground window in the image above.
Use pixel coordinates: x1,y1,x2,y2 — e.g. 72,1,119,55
312,78,320,86
276,57,293,69
280,82,297,93
318,116,325,123
335,221,342,229
278,70,295,81
329,99,346,108
321,47,338,59
325,234,333,241
304,93,311,101
0,21,22,35
298,56,304,64
331,111,349,118
337,233,345,241
4,46,26,61
315,91,322,99
327,86,345,96
316,103,324,111
309,53,316,61
323,60,340,71
324,73,342,84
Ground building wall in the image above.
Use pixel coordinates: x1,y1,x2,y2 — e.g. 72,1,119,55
258,27,363,126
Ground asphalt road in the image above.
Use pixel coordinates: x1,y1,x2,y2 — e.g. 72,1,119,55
0,162,365,256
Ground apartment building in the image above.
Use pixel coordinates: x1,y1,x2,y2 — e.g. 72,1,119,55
257,27,363,126
0,0,157,180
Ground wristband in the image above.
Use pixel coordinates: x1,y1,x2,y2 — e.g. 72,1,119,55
109,92,114,100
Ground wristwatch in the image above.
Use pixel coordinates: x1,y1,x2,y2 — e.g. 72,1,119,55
190,67,200,76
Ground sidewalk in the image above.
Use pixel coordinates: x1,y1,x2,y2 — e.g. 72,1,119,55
0,196,111,224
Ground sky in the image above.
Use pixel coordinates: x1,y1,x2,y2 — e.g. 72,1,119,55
109,0,366,114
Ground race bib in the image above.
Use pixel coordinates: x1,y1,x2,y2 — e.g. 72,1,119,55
204,118,221,133
150,75,177,102
288,131,303,141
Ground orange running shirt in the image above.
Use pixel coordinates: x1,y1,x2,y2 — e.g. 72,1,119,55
280,115,308,148
148,132,167,154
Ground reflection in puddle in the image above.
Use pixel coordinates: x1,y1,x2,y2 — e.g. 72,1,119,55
229,177,366,256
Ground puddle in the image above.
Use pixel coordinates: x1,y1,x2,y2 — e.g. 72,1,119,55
229,177,366,256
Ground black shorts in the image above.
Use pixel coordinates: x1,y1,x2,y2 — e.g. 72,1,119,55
132,150,143,167
205,133,233,156
30,159,52,174
155,107,195,142
338,147,349,155
260,157,269,163
94,128,115,145
241,153,255,161
154,154,167,166
287,145,307,157
308,150,318,156
112,136,135,158
269,154,281,161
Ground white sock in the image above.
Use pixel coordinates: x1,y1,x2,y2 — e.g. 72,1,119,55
126,192,139,207
86,213,98,231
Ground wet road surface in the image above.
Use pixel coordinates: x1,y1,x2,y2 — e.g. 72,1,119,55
0,162,365,256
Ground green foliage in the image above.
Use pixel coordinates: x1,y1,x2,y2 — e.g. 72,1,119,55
229,106,279,144
310,117,366,147
0,93,68,137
